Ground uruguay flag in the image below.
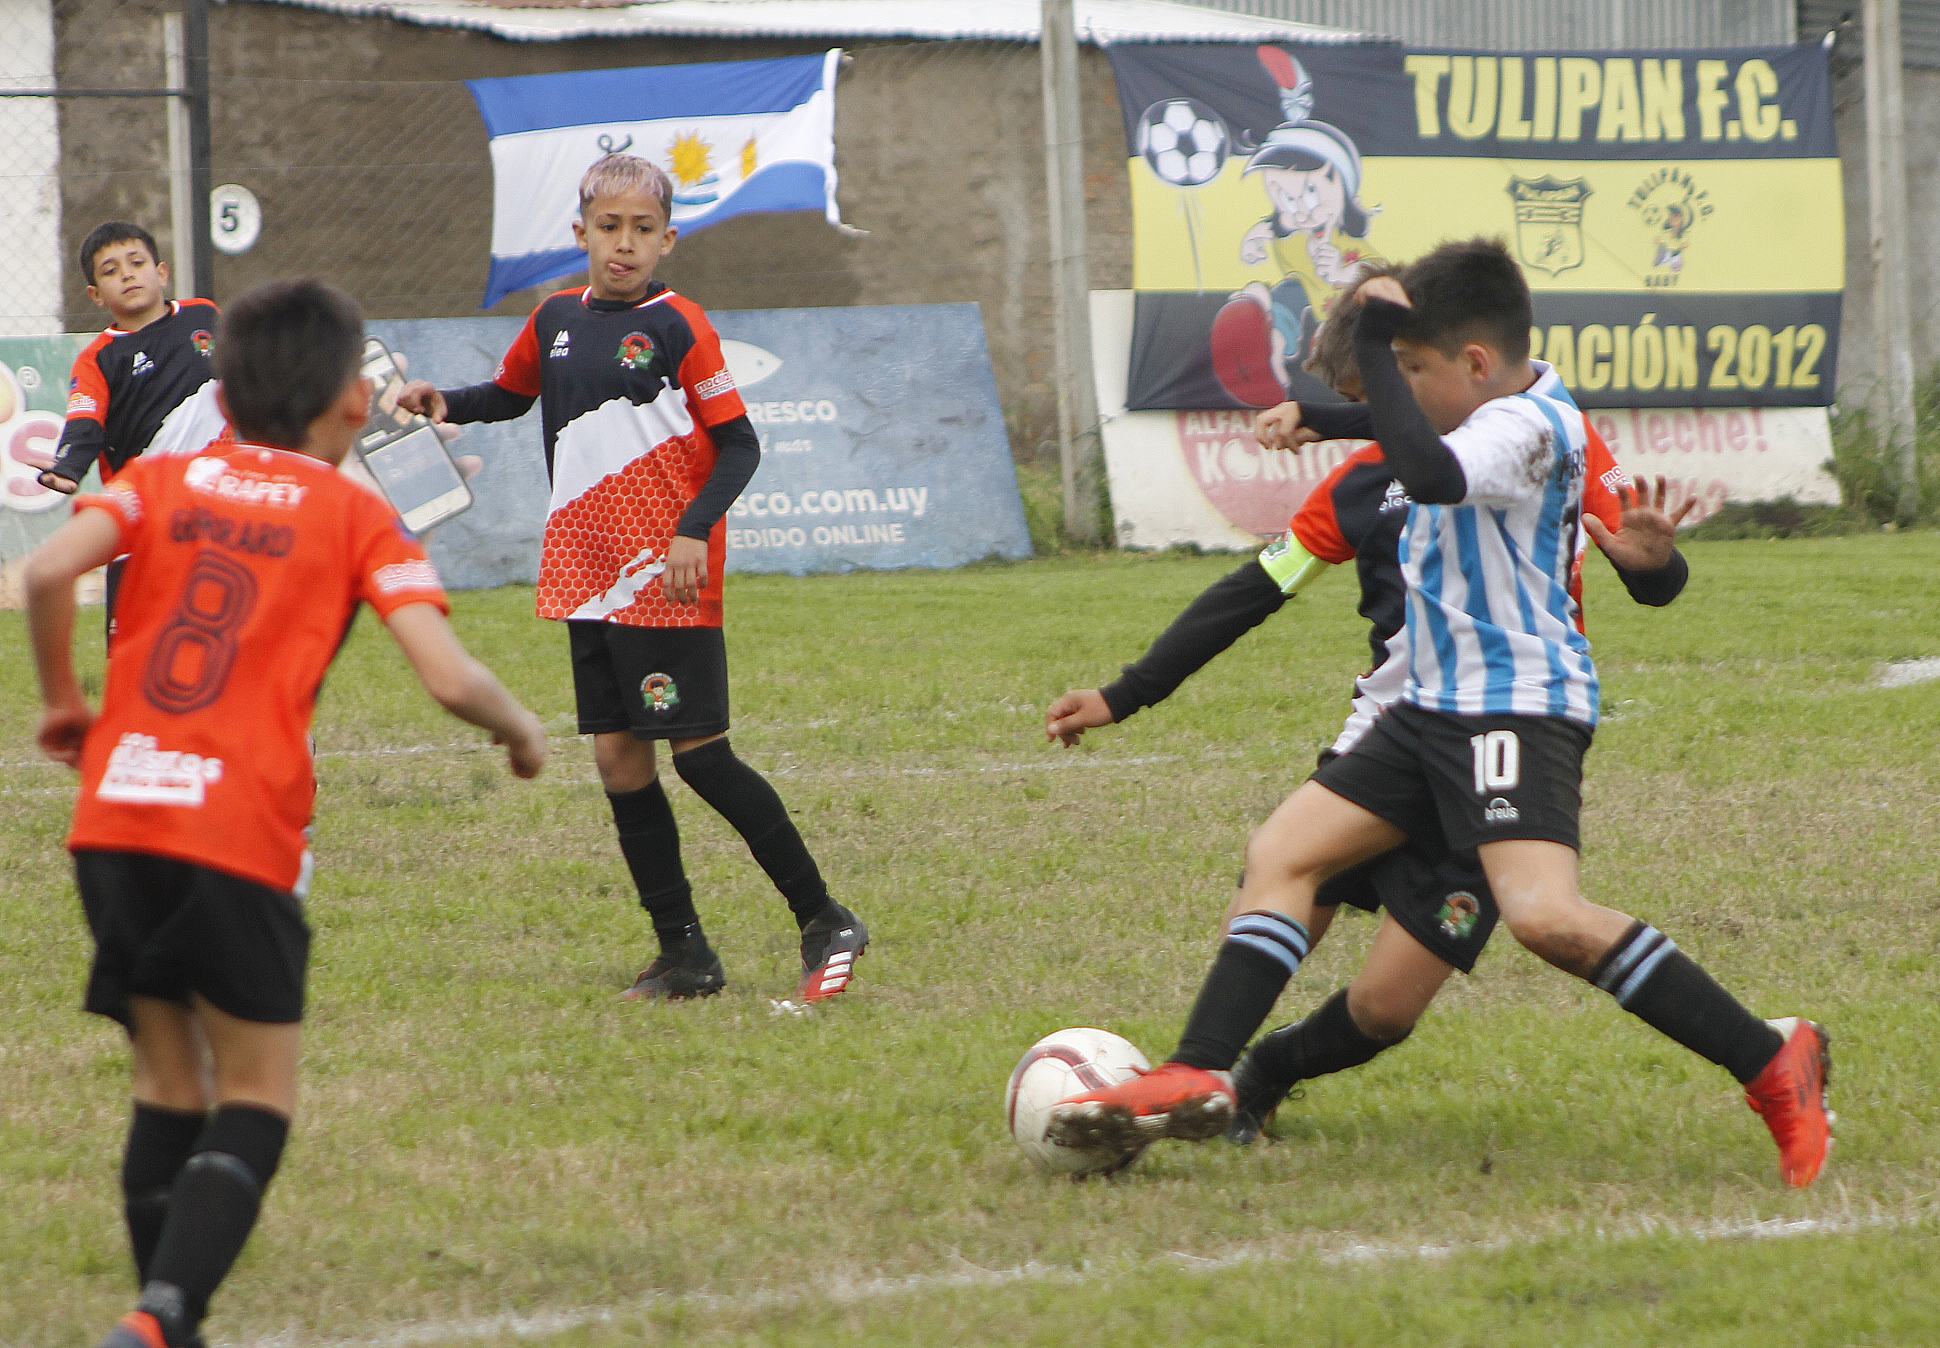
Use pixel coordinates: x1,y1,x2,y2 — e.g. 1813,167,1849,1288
469,51,846,308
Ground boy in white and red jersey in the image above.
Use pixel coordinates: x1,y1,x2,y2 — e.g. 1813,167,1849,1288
1047,240,1832,1189
28,279,548,1348
400,153,866,1005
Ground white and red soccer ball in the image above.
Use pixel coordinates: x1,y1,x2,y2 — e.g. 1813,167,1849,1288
1005,1027,1150,1176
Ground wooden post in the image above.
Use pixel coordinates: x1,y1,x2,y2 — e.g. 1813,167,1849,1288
1864,0,1919,520
1040,0,1103,544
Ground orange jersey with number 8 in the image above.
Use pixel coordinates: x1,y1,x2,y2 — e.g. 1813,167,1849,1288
67,445,450,892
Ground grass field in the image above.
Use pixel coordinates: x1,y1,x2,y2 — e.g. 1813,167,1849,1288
6,537,1940,1347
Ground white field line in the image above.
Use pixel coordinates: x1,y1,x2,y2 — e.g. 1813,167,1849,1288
241,1207,1929,1348
1877,657,1940,689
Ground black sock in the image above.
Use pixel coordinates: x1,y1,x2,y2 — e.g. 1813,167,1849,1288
1590,921,1785,1084
145,1104,289,1328
1250,987,1409,1087
608,780,705,955
121,1103,206,1285
1172,911,1311,1071
673,737,833,928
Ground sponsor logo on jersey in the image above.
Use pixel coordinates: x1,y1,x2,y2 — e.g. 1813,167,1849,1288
1484,796,1521,823
131,352,156,377
104,481,145,523
191,330,214,355
618,333,655,370
1600,465,1629,494
1436,891,1480,940
183,456,308,509
550,329,571,359
1381,480,1411,514
373,560,443,594
642,672,681,712
694,368,737,401
96,731,224,807
67,390,99,415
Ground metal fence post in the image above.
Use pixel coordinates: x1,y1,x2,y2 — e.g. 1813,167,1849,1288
184,0,215,300
1040,0,1103,544
1863,0,1919,520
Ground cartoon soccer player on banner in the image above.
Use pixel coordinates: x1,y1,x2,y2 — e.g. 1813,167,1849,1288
1211,47,1381,407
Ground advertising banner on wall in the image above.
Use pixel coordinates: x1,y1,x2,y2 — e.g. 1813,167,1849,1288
1108,42,1841,411
0,335,89,567
1089,291,1836,554
376,302,1028,588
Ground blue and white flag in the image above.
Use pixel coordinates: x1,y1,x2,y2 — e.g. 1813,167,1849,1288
468,51,845,308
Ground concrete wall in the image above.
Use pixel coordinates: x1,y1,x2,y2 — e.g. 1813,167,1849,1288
53,0,1136,461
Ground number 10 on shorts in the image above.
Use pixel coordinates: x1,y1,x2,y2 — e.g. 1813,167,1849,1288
1470,731,1520,795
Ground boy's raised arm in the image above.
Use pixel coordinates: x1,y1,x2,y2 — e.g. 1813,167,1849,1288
25,510,124,763
382,603,549,779
1352,294,1467,505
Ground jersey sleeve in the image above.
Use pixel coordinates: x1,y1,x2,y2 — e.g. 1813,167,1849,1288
48,339,113,482
1581,419,1627,533
675,306,748,428
350,493,451,619
71,458,154,553
1442,401,1554,506
493,308,544,399
1287,447,1376,564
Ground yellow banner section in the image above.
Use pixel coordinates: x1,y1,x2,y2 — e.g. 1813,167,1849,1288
1130,155,1843,296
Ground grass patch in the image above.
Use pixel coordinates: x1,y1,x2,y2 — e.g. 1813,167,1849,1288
5,540,1940,1344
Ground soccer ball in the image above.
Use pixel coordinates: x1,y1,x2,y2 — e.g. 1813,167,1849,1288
1005,1027,1151,1176
1137,98,1230,188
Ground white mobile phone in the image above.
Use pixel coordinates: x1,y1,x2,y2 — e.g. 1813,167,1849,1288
355,337,473,532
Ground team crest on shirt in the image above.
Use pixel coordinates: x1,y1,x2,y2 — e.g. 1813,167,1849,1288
1436,891,1480,940
618,333,656,370
191,330,214,355
642,672,681,712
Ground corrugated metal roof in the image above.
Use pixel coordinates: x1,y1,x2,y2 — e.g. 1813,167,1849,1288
239,0,1386,44
1800,0,1940,68
1178,0,1796,49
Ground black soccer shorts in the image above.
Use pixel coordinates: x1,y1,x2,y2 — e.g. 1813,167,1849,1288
76,849,311,1030
1313,700,1593,855
1364,846,1498,973
568,620,730,740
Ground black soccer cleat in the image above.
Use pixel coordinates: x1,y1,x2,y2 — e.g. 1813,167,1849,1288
798,903,868,1003
621,948,726,1002
1224,1032,1301,1145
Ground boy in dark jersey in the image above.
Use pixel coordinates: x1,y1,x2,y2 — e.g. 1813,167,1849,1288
1047,271,1691,1143
27,279,549,1348
398,153,866,1005
1047,241,1831,1188
40,222,219,494
38,222,221,640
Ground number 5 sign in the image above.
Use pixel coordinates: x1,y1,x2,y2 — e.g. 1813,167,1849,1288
211,184,262,256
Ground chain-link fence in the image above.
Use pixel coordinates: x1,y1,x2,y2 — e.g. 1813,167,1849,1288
2,1,1137,462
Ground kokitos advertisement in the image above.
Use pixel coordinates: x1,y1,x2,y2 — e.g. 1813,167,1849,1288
1109,42,1841,411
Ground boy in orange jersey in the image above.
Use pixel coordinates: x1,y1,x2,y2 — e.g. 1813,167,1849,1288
27,278,549,1348
400,153,866,1005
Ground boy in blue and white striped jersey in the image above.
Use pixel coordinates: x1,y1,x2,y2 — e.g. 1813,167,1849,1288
1050,238,1831,1190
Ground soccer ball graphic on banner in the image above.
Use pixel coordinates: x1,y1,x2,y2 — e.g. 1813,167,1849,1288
1136,98,1231,187
1005,1028,1151,1176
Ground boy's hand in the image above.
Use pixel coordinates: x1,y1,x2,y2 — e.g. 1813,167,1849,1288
37,698,93,766
662,535,708,605
495,710,550,780
36,471,78,495
1358,275,1410,309
1584,475,1694,572
395,380,448,423
1256,402,1319,452
1046,689,1114,747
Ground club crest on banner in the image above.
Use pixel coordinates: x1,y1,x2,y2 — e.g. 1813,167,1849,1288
1508,175,1591,278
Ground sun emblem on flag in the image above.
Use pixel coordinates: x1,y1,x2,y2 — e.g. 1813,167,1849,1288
741,135,759,180
668,131,722,210
618,332,655,369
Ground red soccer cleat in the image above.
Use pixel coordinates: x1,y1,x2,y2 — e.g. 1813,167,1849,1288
1047,1061,1236,1158
97,1313,169,1348
1744,1017,1833,1189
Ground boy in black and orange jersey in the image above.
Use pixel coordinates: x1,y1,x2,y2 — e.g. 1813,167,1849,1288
28,279,548,1348
40,222,219,494
399,152,867,1005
